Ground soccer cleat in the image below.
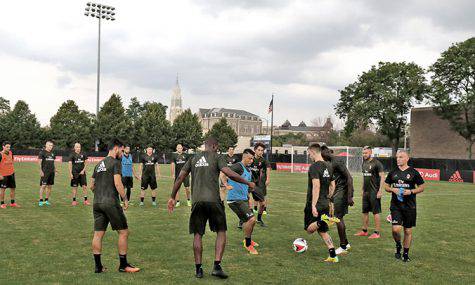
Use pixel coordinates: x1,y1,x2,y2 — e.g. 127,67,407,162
175,201,181,207
119,264,140,273
368,233,381,239
257,220,267,227
72,201,78,206
336,243,351,255
323,214,340,226
263,210,268,215
324,256,339,263
386,214,392,223
244,244,259,255
195,267,204,278
38,201,44,207
152,201,157,207
0,204,6,209
187,200,192,207
84,200,90,206
95,266,107,273
354,231,368,237
139,202,144,206
44,201,51,206
242,240,260,248
10,203,20,208
403,256,411,263
395,252,402,260
211,267,228,279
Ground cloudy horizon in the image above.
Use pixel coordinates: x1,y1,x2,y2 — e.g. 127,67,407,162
0,0,473,128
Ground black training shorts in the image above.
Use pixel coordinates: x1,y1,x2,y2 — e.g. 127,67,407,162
40,172,55,186
362,191,381,214
228,200,254,223
189,201,227,235
71,174,87,187
332,192,348,219
93,203,128,231
391,205,416,228
141,175,157,190
122,176,134,189
0,174,16,189
304,203,329,233
251,186,266,202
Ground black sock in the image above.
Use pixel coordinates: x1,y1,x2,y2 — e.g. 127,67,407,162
94,254,102,269
329,248,336,258
119,254,128,268
152,197,156,202
362,229,368,233
257,214,262,221
10,199,14,204
187,199,191,201
177,200,180,203
403,247,409,258
73,197,76,202
340,242,348,249
40,199,43,202
396,241,402,254
214,260,221,269
245,237,252,247
140,197,144,202
1,201,4,205
264,206,267,211
195,263,202,273
374,231,379,234
254,206,257,211
84,196,88,201
126,188,131,201
45,198,49,202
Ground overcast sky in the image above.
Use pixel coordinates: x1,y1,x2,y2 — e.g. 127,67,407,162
0,0,473,127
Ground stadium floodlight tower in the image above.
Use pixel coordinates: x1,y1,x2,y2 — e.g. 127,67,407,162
84,2,116,150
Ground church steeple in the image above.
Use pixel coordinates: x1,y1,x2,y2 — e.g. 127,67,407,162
170,73,183,123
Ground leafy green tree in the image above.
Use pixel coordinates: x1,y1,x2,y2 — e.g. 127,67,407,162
126,97,145,148
272,133,308,147
428,37,475,159
205,118,238,152
50,100,94,150
171,109,203,150
2,100,42,148
135,102,172,151
335,62,427,156
0,97,11,143
94,94,132,150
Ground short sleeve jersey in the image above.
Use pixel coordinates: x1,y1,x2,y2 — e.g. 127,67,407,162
172,153,188,177
250,156,270,188
307,161,333,211
225,154,238,167
38,150,56,173
362,158,384,193
181,151,228,203
141,154,158,177
385,167,424,209
92,156,122,205
69,152,88,175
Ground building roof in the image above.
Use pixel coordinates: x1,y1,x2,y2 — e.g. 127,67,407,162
277,119,332,132
199,108,260,118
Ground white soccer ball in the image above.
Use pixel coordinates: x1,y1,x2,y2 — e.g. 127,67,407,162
293,238,308,253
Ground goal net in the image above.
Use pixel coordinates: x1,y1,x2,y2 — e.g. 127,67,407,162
329,146,363,174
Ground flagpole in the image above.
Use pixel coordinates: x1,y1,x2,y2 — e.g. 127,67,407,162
270,93,274,155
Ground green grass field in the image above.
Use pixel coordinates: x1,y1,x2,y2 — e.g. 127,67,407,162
0,162,474,284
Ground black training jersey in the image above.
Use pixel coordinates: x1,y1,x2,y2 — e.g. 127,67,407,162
172,152,188,177
141,154,158,177
181,151,228,203
362,158,384,193
250,156,270,188
328,159,349,195
92,156,122,205
225,154,238,167
69,152,88,175
385,166,424,209
38,150,56,173
307,161,333,211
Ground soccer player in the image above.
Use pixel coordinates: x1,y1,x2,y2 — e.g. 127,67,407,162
69,143,89,206
250,142,271,227
90,139,140,273
304,143,339,263
321,146,354,255
225,148,259,255
168,137,255,279
0,142,19,208
38,141,58,206
354,146,385,239
121,145,139,203
171,144,191,207
219,146,238,201
384,150,425,262
138,146,161,207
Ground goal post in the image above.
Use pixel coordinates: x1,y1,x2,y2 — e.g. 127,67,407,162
329,146,363,174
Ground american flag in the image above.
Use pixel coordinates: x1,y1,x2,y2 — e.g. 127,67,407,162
268,98,273,113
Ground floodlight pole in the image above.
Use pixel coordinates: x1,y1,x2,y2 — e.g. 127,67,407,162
96,17,101,116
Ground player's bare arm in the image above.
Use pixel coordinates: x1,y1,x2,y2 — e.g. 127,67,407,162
114,173,128,210
265,166,271,186
168,169,191,212
343,168,355,205
90,178,95,192
156,164,161,179
404,184,425,195
311,178,320,217
81,159,88,175
221,167,255,190
68,161,73,179
38,160,44,177
377,171,385,198
171,162,175,179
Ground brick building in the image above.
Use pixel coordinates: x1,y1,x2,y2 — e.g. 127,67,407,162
198,108,263,137
410,107,474,159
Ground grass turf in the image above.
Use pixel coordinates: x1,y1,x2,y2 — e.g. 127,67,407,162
0,162,474,284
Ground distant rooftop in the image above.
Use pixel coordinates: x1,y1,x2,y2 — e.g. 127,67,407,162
199,108,261,120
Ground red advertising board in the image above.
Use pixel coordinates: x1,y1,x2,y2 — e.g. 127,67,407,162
276,163,310,173
415,168,440,181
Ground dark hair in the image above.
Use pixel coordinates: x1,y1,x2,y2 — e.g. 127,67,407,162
308,143,322,153
242,148,255,156
320,145,332,160
108,139,124,150
228,145,235,149
205,137,218,147
363,145,372,150
254,142,266,150
2,141,11,147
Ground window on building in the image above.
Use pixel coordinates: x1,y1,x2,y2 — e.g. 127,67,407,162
284,150,288,154
303,150,307,156
294,150,298,155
